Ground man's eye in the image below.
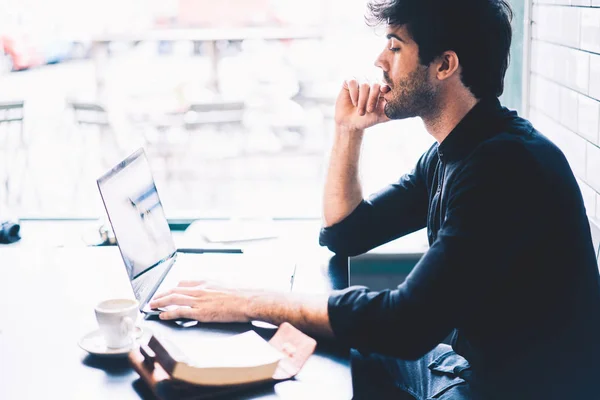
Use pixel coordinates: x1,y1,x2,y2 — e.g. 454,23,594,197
388,47,400,52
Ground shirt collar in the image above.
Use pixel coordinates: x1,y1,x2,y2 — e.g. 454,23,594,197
437,97,510,162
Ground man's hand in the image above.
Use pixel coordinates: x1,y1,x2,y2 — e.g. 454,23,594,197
149,280,252,322
334,79,391,132
149,280,335,338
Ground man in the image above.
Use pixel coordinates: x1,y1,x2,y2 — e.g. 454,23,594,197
150,0,600,398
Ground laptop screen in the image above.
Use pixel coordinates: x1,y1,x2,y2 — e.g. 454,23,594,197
97,148,176,308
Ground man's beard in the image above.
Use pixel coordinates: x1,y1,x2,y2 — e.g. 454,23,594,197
383,66,437,120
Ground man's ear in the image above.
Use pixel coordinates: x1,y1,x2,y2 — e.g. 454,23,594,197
435,51,460,81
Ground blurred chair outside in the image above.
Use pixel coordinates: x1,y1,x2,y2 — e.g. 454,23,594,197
66,99,122,162
0,101,33,209
126,97,189,181
183,98,246,160
65,99,125,201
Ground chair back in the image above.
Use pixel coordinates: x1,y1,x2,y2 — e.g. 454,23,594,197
67,100,110,127
0,101,24,125
0,101,27,205
184,100,245,128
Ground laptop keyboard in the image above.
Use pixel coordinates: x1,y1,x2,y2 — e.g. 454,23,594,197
155,253,294,295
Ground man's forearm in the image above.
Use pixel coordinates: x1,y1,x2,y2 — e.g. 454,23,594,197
245,292,335,338
323,126,365,227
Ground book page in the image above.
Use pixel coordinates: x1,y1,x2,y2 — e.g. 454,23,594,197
182,331,283,369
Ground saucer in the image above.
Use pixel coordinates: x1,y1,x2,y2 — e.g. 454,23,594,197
78,326,150,358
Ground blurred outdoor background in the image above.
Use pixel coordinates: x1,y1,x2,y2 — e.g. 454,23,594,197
0,0,524,220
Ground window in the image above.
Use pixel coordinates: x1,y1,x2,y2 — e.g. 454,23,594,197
0,0,523,220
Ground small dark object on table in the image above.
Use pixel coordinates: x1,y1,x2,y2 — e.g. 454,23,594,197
0,221,21,244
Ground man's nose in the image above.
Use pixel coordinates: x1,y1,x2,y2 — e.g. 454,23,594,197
374,52,387,71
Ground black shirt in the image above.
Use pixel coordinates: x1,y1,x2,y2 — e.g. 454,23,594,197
320,98,600,398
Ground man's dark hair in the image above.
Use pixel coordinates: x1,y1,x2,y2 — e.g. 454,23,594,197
366,0,513,99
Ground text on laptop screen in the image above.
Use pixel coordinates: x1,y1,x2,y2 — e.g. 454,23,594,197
97,149,176,304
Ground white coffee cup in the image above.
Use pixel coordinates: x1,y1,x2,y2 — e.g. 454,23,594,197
94,298,139,349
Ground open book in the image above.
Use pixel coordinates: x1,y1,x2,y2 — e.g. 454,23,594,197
151,330,283,386
129,323,317,399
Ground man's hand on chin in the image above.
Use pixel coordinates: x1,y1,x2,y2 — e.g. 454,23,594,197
334,78,391,132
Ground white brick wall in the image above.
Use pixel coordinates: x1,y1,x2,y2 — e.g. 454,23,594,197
578,179,597,215
559,86,579,131
580,7,600,54
579,94,600,144
529,1,600,221
588,142,600,192
591,54,600,99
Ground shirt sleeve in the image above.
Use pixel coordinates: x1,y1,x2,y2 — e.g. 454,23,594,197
318,151,431,256
327,140,540,359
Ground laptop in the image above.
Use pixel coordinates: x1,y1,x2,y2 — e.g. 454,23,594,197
97,148,295,320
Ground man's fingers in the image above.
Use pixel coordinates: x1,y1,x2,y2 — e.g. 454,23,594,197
344,79,389,113
152,283,221,305
366,83,381,113
346,79,359,106
149,293,197,309
154,281,211,299
153,291,165,300
376,99,390,121
152,289,172,300
159,306,196,321
153,286,194,300
357,83,370,116
178,280,207,287
372,97,380,114
167,286,203,296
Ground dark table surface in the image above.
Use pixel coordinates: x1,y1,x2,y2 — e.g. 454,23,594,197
0,220,353,400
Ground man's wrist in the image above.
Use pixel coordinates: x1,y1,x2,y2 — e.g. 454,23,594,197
243,291,279,323
334,125,365,150
335,124,365,138
243,291,334,337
